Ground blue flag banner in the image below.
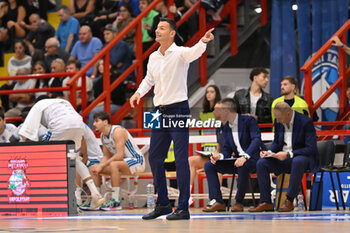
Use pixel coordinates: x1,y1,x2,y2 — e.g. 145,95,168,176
298,0,348,122
270,0,297,98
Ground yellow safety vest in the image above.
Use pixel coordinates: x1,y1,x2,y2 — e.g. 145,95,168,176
271,96,310,123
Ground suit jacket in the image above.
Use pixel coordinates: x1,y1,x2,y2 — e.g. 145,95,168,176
221,114,262,169
269,111,320,173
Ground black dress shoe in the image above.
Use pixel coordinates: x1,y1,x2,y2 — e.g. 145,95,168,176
142,204,173,220
166,209,190,220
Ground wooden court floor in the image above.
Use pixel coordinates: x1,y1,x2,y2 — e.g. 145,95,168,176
0,208,350,233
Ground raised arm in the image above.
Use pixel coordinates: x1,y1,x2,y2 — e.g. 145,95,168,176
181,28,214,63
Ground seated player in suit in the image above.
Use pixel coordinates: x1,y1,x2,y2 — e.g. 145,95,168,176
249,102,320,212
203,98,262,212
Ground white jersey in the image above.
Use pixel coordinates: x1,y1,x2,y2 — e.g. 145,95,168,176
0,123,17,143
41,101,83,130
102,125,143,159
15,124,48,142
83,124,103,161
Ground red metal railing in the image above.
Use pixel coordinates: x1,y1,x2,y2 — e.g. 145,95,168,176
301,19,350,140
0,0,268,134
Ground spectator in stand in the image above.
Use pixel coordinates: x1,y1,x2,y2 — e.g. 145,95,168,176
0,0,10,43
26,0,57,20
48,58,67,98
55,6,80,53
30,49,45,68
62,59,93,107
118,0,140,16
233,67,274,129
139,0,160,76
140,0,159,45
8,40,32,77
87,59,126,129
0,0,27,46
69,0,95,25
332,36,350,55
90,0,119,42
32,60,49,99
103,24,133,79
5,67,36,117
20,13,55,54
188,85,223,206
0,111,17,143
153,0,185,45
44,37,70,70
112,3,135,48
201,0,224,21
70,25,103,78
271,76,311,123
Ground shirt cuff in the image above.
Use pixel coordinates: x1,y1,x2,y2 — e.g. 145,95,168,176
219,153,224,160
289,151,294,158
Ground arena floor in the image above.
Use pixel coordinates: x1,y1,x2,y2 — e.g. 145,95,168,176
1,208,350,233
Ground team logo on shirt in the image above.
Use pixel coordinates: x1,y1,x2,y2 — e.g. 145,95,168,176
143,110,162,129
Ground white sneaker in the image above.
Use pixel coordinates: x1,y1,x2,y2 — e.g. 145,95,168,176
90,194,105,209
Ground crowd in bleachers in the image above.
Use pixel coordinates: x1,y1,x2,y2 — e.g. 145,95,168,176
0,0,333,216
0,0,229,128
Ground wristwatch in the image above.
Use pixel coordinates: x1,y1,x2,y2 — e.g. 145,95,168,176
286,151,291,159
242,154,250,160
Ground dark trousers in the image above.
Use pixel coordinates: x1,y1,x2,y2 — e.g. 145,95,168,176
204,159,256,203
256,155,310,203
148,101,190,210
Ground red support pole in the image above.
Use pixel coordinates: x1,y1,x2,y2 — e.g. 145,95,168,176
260,0,267,26
69,82,77,110
103,54,111,114
230,0,238,55
81,73,87,122
339,35,347,117
199,6,207,86
304,69,313,116
135,21,144,136
167,0,174,20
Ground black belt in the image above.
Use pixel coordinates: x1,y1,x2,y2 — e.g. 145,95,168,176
156,100,188,112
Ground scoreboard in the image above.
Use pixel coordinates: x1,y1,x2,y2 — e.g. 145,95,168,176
0,142,77,216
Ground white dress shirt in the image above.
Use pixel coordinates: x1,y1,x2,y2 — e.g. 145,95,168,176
136,41,207,106
219,115,250,160
282,111,295,157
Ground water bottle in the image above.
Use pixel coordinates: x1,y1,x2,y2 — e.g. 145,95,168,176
297,194,304,211
128,197,135,210
146,183,155,211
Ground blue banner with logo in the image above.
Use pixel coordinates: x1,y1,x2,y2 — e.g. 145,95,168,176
297,0,348,122
270,0,297,98
270,0,348,120
314,172,350,207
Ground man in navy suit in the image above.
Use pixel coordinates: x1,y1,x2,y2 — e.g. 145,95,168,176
203,98,262,212
249,102,320,212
